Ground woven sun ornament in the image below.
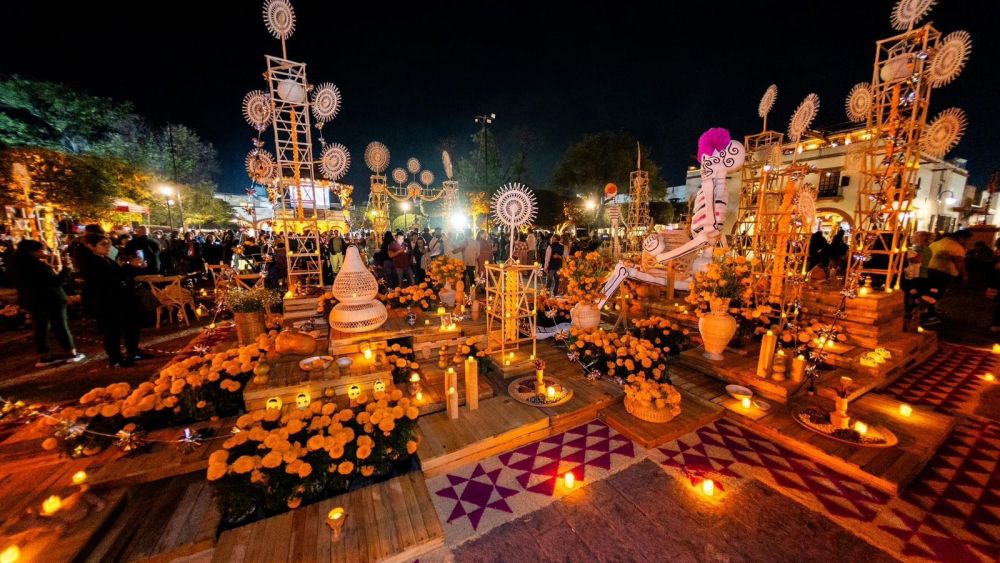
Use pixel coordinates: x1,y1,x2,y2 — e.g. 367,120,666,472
406,158,421,174
491,183,537,230
789,93,820,144
364,142,390,174
442,150,454,180
845,82,873,123
311,83,342,123
758,84,778,119
391,167,407,185
245,149,277,184
242,90,272,131
920,108,967,158
928,30,972,88
320,143,351,181
419,170,434,187
263,0,296,40
891,0,936,31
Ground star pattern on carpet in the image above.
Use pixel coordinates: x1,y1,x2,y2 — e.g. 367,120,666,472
884,344,993,416
498,420,637,497
434,463,519,530
657,419,890,521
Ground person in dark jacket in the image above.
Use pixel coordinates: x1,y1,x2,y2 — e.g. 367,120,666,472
78,233,149,368
10,240,85,367
124,226,160,275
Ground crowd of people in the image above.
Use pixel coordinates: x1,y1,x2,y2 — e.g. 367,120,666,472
6,215,1000,371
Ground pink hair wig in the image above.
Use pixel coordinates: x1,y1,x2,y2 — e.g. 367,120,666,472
697,128,732,161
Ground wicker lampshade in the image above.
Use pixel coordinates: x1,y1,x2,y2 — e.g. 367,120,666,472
332,246,378,305
329,300,388,333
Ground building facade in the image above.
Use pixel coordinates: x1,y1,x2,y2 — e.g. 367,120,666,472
683,127,982,238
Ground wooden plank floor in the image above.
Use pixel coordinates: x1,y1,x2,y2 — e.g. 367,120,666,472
599,391,723,449
84,474,219,563
212,471,443,563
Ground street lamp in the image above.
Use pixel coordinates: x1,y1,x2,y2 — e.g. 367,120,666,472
159,184,185,231
939,190,957,206
474,113,496,186
166,199,174,229
400,201,411,230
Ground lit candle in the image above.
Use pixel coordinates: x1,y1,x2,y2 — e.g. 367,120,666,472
41,495,62,516
361,343,373,361
858,286,870,297
854,421,868,436
410,372,420,383
899,404,913,417
757,330,777,378
464,356,479,411
437,306,447,316
71,470,88,485
0,546,19,563
917,326,925,333
327,506,346,541
791,354,806,384
547,385,556,399
701,479,715,497
992,344,1000,354
564,472,575,489
741,397,752,410
415,391,423,403
984,373,996,382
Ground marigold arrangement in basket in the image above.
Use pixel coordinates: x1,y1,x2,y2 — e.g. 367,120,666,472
380,283,437,311
426,256,465,290
207,386,419,523
685,250,756,316
623,374,682,423
568,328,669,383
42,333,277,457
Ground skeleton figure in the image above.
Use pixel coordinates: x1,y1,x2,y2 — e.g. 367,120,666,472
598,128,745,308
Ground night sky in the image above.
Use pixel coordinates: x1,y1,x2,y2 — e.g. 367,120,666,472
3,1,998,198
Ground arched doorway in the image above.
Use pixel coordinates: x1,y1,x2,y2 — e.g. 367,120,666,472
815,207,853,242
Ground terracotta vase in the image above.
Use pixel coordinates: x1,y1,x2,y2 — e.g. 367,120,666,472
698,298,737,361
233,311,266,346
570,302,601,330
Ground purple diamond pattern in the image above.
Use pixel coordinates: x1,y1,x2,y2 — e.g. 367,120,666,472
498,420,637,497
434,463,519,530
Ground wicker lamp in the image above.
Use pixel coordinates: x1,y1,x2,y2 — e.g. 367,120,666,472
329,246,387,333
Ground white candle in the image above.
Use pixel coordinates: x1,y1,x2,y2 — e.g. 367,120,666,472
898,404,912,417
447,386,459,419
854,421,868,436
564,472,575,489
757,330,777,378
741,397,751,410
464,357,479,411
791,354,806,383
41,495,62,516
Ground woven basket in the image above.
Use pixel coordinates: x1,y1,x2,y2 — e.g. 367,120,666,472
624,395,679,424
233,311,266,346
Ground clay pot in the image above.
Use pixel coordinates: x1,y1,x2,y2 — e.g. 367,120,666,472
698,298,737,361
570,302,601,330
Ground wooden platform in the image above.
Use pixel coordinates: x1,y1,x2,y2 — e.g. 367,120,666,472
599,391,724,449
417,340,622,477
406,356,495,415
678,348,801,404
212,471,444,563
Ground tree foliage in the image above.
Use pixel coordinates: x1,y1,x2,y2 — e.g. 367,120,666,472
0,77,231,226
550,131,668,201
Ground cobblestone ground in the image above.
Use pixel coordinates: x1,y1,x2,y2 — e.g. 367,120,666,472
450,460,898,563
